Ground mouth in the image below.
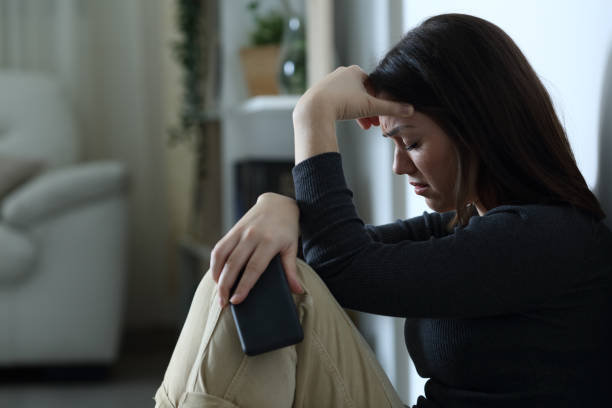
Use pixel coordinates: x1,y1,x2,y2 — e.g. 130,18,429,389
410,182,429,195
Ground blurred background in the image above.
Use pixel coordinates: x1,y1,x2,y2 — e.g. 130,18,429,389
0,0,610,407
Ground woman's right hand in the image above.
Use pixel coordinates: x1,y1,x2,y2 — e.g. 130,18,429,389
292,65,413,164
210,192,303,308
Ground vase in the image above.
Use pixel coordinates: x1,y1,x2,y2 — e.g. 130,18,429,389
240,45,281,96
277,15,306,95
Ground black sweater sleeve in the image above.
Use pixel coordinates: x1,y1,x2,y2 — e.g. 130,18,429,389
365,210,457,243
292,152,598,319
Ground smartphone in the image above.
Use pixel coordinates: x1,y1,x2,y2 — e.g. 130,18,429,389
230,255,304,356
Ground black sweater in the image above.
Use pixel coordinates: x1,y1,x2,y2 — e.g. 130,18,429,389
292,152,612,408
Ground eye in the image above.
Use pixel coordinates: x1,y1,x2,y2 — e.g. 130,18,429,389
399,135,419,151
387,135,419,152
404,142,419,151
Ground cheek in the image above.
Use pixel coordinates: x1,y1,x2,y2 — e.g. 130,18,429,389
438,150,459,191
442,150,458,178
420,147,458,189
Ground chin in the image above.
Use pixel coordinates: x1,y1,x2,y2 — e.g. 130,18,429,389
425,198,454,213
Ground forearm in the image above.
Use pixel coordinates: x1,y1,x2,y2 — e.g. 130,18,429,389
292,65,411,164
293,153,575,318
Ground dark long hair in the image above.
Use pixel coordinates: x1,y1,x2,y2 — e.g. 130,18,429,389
369,13,605,227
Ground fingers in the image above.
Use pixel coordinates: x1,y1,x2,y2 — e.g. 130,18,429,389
229,242,277,305
368,95,414,118
210,232,240,283
349,66,413,118
280,248,303,295
216,236,257,308
342,64,367,77
300,64,414,122
342,66,414,119
363,76,376,97
356,116,380,130
356,118,371,129
228,244,302,306
210,194,301,308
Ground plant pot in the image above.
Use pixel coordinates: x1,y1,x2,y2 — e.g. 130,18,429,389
240,44,280,96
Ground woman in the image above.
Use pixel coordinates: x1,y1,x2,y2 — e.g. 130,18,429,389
155,14,612,408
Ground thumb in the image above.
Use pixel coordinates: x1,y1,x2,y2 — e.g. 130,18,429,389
368,96,414,117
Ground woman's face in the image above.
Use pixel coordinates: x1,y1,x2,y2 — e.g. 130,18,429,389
379,111,469,213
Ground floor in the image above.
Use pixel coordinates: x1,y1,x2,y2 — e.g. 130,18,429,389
0,329,178,408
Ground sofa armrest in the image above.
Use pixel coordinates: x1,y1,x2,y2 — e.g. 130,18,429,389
0,225,36,281
1,161,127,227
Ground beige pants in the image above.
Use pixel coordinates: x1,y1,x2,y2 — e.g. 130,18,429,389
154,259,406,408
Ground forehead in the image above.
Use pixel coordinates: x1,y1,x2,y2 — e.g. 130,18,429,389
379,113,421,134
375,91,411,130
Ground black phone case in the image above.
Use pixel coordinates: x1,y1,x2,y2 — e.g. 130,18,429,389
229,255,304,356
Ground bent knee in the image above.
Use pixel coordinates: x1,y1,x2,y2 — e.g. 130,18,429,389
294,259,338,302
198,269,219,294
295,259,324,288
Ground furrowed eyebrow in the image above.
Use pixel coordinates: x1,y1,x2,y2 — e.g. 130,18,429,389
382,124,415,138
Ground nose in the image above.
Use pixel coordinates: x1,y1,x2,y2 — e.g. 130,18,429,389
393,148,417,175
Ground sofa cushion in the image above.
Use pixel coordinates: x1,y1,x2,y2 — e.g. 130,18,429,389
0,155,46,200
0,225,35,281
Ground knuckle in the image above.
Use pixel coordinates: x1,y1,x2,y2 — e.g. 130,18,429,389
223,259,237,273
210,255,220,271
243,226,260,241
365,97,376,112
258,192,274,201
210,245,225,264
259,231,275,243
348,64,361,73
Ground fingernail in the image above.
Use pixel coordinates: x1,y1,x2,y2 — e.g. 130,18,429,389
229,293,240,304
298,285,305,294
402,104,414,116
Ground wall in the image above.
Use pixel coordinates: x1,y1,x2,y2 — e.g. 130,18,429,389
333,0,413,403
598,42,612,229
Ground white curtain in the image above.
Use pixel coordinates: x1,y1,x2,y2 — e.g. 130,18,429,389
0,0,59,71
0,0,174,328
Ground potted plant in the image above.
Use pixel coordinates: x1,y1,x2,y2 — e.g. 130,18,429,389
169,0,222,244
240,1,286,96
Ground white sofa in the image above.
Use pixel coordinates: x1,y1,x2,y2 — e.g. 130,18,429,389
0,71,128,366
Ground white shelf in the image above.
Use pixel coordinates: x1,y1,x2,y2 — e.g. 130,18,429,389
235,95,300,115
